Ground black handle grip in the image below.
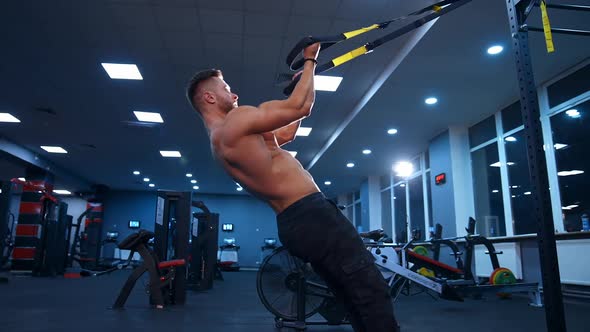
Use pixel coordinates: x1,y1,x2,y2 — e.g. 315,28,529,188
286,36,317,70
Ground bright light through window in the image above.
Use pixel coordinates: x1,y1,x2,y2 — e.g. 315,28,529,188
565,109,580,118
557,170,584,177
393,161,414,177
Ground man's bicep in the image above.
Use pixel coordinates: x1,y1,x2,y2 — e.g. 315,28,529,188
223,106,289,142
244,102,299,135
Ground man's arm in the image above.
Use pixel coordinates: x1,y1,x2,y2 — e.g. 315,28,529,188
274,120,302,147
222,43,320,144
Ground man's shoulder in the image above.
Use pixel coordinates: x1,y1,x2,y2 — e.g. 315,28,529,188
217,106,261,146
226,105,258,118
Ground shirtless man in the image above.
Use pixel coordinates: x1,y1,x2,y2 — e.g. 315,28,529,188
186,43,399,332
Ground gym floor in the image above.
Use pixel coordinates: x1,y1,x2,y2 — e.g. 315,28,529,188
0,271,587,332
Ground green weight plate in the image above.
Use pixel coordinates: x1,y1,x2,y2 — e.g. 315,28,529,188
413,245,429,256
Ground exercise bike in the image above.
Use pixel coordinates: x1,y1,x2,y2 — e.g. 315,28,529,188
256,239,462,330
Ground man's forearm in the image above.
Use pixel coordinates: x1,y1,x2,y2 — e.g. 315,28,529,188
288,60,316,112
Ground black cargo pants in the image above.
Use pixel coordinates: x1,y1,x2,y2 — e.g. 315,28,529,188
277,192,400,332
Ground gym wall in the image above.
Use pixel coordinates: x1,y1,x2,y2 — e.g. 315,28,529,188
192,193,278,268
102,190,158,258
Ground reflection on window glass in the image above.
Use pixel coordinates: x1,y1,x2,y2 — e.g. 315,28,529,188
354,191,361,201
380,174,391,189
354,202,362,230
471,143,506,237
412,157,421,172
346,193,353,205
469,116,496,148
344,206,353,223
501,101,523,133
504,131,535,234
547,63,590,108
381,189,393,238
551,100,590,232
409,175,425,241
394,184,407,243
426,171,433,228
425,151,430,170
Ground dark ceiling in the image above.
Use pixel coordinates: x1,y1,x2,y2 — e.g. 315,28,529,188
0,0,588,197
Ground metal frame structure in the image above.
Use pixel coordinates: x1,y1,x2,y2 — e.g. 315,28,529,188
504,1,589,331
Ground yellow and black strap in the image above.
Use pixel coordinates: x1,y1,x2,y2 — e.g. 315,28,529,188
283,0,473,95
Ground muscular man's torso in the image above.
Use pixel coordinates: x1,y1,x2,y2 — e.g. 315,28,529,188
209,122,320,214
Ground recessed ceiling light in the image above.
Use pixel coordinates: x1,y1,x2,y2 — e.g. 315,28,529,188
0,113,21,123
296,127,312,136
133,111,163,123
53,189,72,195
287,151,297,157
18,177,26,181
554,143,568,150
346,162,355,168
505,136,517,142
400,183,406,188
362,149,372,155
565,109,581,118
512,195,516,198
41,146,68,154
387,128,398,135
143,178,150,182
193,185,200,190
393,161,414,177
425,97,438,105
324,181,332,185
186,173,192,177
160,150,181,158
149,184,155,188
524,191,532,195
487,45,503,55
557,170,584,177
133,171,140,175
236,187,243,191
314,76,343,92
101,63,143,80
492,190,499,193
191,179,197,184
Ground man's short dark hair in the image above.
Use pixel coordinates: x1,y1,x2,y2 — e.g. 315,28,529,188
186,69,222,112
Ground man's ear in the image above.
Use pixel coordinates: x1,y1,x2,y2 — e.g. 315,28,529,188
203,91,216,105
